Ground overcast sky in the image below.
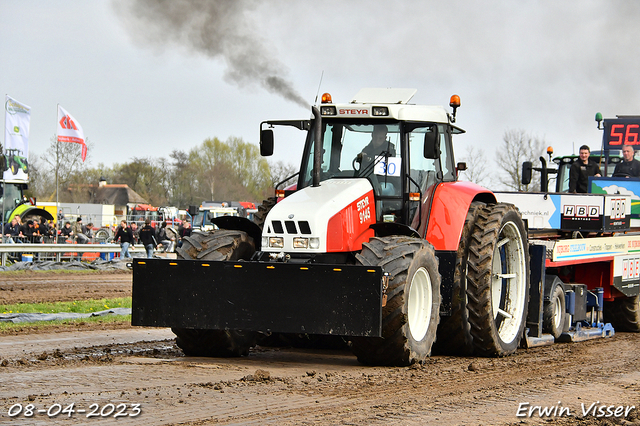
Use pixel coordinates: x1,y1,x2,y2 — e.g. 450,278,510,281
2,0,640,177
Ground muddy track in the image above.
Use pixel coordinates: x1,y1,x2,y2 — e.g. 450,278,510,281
0,328,638,425
0,271,639,425
0,271,132,304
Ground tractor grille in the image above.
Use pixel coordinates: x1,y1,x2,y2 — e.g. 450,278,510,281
269,220,312,235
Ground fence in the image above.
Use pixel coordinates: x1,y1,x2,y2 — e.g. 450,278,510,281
0,243,145,266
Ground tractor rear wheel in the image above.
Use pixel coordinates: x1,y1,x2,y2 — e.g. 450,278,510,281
433,201,484,355
351,236,441,366
605,295,640,332
543,277,566,339
466,203,530,356
173,229,258,357
253,197,277,230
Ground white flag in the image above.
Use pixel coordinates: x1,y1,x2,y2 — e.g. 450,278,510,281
4,96,31,181
57,105,87,162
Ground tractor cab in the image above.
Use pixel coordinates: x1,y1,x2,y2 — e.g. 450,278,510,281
261,89,464,230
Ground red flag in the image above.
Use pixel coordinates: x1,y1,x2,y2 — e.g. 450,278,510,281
57,105,87,161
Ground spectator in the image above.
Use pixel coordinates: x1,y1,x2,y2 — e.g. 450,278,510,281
139,219,157,258
57,210,65,230
158,221,176,252
130,222,140,244
39,218,50,242
60,221,74,243
613,144,640,178
178,219,192,247
23,220,41,243
115,220,134,259
3,217,20,243
73,217,89,244
569,145,601,193
84,223,94,240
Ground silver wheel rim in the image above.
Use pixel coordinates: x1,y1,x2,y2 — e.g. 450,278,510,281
408,266,432,341
490,221,527,344
553,293,563,330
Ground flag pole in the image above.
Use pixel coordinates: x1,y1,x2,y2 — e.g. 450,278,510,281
2,95,7,241
55,104,59,238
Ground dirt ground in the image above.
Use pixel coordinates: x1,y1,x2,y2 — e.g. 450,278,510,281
0,270,133,305
0,271,639,425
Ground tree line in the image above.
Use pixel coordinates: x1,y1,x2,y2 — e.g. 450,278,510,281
17,129,546,209
24,136,297,208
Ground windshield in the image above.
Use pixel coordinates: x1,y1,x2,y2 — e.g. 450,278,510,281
0,183,23,223
300,120,452,192
298,120,454,223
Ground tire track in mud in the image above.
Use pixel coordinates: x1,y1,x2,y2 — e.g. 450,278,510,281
0,331,638,425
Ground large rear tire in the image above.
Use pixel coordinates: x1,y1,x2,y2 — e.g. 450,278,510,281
466,203,530,356
176,229,255,261
351,236,441,366
543,277,566,339
433,201,484,356
173,229,258,357
253,197,277,230
604,295,640,332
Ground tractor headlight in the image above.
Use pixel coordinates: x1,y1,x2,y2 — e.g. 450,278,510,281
269,237,284,248
309,237,320,249
293,237,308,248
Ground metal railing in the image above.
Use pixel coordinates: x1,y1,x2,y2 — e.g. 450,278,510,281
0,243,145,266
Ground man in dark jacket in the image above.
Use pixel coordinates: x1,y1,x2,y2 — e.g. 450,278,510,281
115,220,134,259
138,219,157,258
569,145,601,193
613,144,640,178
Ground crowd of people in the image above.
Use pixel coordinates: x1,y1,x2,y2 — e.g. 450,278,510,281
3,215,59,244
2,211,195,260
113,218,192,259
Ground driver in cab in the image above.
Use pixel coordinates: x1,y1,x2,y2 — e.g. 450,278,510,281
613,144,640,178
357,125,396,170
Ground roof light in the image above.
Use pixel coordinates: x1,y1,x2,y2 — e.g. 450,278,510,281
321,106,337,115
449,94,461,123
372,106,389,116
547,146,554,156
321,93,332,103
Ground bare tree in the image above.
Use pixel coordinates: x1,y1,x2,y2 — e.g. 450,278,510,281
269,160,298,189
458,145,492,188
496,129,546,191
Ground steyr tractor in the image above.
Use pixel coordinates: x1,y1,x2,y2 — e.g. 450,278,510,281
132,88,531,365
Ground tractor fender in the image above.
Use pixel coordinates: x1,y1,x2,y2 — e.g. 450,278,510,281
423,181,496,251
12,205,55,222
210,216,263,249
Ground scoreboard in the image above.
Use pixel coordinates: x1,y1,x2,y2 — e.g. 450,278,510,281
603,118,640,149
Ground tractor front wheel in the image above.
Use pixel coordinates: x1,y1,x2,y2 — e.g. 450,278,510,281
351,236,441,366
173,229,258,357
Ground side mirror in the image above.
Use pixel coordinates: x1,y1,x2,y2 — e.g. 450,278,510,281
522,161,533,185
423,127,440,159
456,162,467,172
187,205,197,217
260,129,274,156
